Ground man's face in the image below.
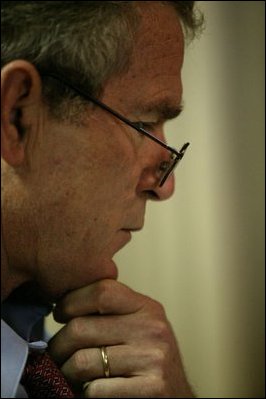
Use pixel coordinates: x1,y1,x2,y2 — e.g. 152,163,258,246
22,3,184,299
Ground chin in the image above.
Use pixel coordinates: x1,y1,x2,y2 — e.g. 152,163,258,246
79,260,119,291
34,256,119,303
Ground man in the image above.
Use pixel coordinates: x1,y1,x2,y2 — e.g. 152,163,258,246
1,1,203,397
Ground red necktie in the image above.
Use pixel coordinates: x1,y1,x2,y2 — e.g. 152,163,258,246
21,351,75,398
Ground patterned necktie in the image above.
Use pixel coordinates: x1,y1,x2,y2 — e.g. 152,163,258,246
21,351,75,398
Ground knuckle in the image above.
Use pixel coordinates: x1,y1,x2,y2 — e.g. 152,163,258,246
149,349,175,397
61,349,88,383
59,298,74,319
66,317,86,340
142,301,173,343
71,349,87,371
96,279,115,314
70,349,88,378
148,318,169,341
145,298,166,318
151,347,166,366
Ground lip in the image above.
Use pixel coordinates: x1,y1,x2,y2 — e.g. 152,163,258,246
120,229,132,243
114,228,142,254
122,226,143,233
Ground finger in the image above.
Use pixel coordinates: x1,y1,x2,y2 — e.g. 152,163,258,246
49,298,169,365
60,344,156,386
54,279,147,323
83,376,156,398
48,313,139,364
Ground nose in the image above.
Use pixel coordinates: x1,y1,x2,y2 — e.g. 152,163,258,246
156,171,175,200
136,128,177,200
136,161,175,201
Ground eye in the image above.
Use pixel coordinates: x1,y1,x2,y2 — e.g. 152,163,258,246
133,121,155,132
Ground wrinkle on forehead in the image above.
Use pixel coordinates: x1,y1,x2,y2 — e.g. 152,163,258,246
134,2,184,54
126,2,184,81
102,1,184,114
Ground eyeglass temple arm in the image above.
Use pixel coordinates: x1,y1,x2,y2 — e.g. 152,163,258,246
79,94,190,158
80,96,190,158
41,72,189,157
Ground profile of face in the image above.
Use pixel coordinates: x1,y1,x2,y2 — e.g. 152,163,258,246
2,2,185,301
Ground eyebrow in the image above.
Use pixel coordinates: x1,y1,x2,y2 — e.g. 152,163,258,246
137,100,184,122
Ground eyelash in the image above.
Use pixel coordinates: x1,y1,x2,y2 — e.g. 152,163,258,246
133,121,155,131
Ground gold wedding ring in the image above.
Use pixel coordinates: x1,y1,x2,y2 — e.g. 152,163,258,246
100,346,110,378
83,346,110,391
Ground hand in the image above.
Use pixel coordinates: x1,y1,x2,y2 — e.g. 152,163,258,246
48,279,195,398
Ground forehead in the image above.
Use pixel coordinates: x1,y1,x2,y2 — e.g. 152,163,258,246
102,2,184,116
131,2,184,73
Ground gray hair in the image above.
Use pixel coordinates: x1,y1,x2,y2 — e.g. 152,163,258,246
1,1,204,123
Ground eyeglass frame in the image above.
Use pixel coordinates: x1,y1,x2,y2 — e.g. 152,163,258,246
40,72,190,187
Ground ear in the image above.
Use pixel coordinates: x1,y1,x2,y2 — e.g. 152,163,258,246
1,60,42,166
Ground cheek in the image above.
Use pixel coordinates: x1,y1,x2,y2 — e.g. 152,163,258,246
33,121,139,244
36,151,136,245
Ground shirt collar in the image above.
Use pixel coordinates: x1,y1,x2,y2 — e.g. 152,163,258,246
1,283,53,341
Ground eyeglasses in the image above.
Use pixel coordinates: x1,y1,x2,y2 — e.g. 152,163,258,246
41,72,190,187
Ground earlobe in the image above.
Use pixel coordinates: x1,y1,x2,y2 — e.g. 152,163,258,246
1,60,42,167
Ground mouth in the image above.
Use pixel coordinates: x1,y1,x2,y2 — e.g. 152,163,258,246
122,226,143,233
121,226,143,240
110,227,143,257
93,228,143,283
119,229,133,246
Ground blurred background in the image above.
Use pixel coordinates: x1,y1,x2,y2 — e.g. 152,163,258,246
46,1,265,397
